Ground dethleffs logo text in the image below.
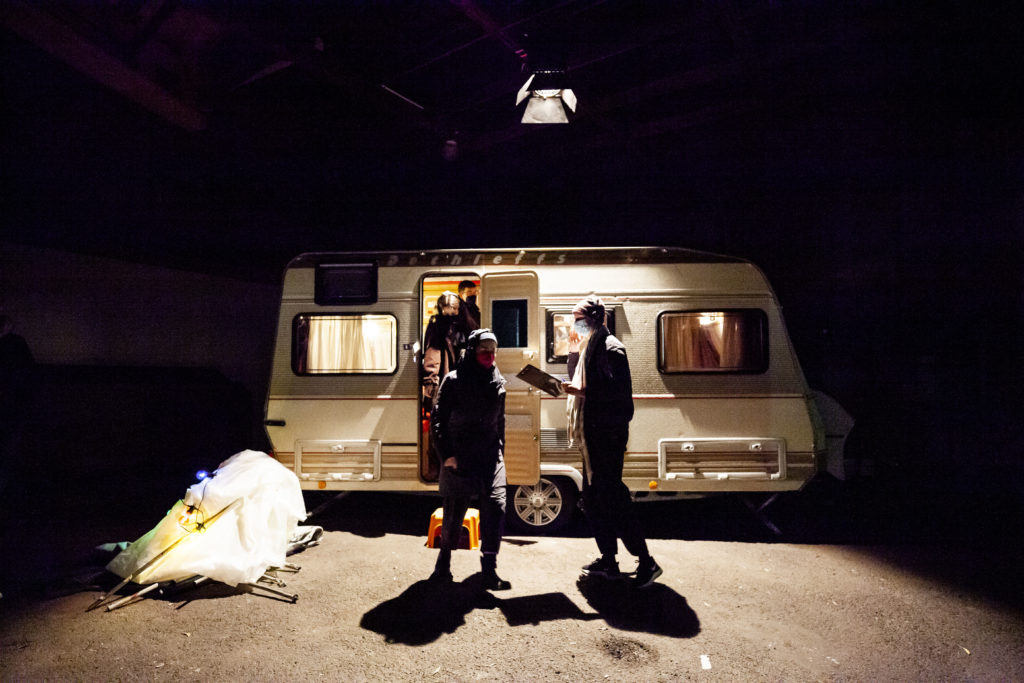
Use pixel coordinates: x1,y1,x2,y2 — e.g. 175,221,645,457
383,251,569,267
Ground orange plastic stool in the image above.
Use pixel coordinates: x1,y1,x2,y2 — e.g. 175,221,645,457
426,507,480,549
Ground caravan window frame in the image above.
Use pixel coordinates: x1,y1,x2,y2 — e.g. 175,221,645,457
656,308,769,374
291,312,399,376
545,307,618,364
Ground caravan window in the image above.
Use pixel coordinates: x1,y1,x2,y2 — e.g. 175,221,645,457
658,310,768,373
546,308,617,363
492,299,529,348
292,314,397,375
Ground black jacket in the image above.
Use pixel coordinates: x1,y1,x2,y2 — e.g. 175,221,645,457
430,358,506,478
568,327,634,435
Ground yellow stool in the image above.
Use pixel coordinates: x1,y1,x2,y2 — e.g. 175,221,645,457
426,507,480,549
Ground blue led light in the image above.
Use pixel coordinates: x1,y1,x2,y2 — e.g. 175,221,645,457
196,470,210,480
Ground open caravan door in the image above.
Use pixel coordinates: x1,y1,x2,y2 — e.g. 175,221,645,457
480,271,541,486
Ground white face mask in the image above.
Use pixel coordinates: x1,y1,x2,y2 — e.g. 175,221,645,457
573,319,594,339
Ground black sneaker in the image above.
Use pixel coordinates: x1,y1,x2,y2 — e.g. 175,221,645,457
632,558,663,589
581,557,621,579
482,572,511,591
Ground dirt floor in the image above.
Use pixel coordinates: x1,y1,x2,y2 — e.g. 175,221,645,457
2,482,1023,681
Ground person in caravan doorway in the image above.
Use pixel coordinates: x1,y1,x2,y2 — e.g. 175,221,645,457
457,279,481,330
429,329,511,591
421,291,467,410
561,295,663,589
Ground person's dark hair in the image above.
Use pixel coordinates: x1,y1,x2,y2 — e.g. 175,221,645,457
458,280,477,294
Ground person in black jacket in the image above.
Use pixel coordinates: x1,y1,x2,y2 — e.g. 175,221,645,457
429,328,511,590
421,291,468,409
457,279,481,330
562,296,662,589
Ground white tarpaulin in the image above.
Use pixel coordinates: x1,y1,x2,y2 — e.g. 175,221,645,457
106,450,307,587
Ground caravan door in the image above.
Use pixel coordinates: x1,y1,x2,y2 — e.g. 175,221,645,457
480,271,541,486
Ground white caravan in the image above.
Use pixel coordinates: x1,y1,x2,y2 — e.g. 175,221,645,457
264,247,850,533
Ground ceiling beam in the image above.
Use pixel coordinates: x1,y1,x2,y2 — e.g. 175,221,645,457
0,0,206,131
449,0,528,61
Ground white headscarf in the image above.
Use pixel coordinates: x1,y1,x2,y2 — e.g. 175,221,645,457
566,333,591,484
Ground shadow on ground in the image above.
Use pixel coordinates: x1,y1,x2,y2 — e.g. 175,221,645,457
360,575,600,645
576,574,700,637
359,572,700,646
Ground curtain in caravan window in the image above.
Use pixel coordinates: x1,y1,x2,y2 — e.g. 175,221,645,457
661,315,693,369
300,314,396,374
720,316,745,367
660,311,766,373
661,314,718,370
551,313,573,358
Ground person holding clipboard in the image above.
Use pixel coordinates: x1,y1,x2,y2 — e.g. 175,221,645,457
560,296,662,589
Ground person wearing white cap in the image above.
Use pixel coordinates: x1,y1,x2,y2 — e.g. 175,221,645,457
421,291,467,410
429,328,512,590
562,295,662,589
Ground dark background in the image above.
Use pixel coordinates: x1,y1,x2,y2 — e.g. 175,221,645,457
1,1,1022,555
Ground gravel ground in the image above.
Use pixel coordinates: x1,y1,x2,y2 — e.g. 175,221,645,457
2,484,1023,681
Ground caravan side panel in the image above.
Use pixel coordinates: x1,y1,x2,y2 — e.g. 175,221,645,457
266,265,428,490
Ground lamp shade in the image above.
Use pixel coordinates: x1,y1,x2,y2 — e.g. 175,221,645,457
517,70,576,124
522,93,569,123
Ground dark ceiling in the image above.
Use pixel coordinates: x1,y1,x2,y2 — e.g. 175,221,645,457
2,1,1021,282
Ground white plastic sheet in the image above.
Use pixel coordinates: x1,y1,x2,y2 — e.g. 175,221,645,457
106,450,307,586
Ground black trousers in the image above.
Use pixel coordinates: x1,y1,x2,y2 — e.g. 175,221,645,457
581,426,649,560
438,460,506,555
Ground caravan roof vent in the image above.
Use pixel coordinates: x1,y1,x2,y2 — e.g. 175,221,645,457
315,262,378,305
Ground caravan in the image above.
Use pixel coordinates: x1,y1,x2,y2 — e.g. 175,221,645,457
264,247,849,533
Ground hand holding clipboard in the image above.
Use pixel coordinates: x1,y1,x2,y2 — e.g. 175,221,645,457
515,364,565,398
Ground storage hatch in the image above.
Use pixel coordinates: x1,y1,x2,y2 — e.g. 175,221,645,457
294,439,382,482
658,437,787,481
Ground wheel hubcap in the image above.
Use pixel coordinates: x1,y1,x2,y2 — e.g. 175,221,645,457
514,479,563,527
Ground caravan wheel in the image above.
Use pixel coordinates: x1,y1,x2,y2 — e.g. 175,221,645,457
507,477,577,534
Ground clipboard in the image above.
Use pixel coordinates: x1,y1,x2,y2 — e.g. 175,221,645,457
516,364,564,397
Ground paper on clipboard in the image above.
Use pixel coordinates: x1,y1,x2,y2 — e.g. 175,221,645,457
516,364,564,397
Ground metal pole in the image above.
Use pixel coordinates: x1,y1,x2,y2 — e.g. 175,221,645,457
104,582,160,611
242,582,298,603
87,498,241,612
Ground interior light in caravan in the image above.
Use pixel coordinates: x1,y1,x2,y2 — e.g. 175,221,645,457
699,313,720,326
516,70,577,124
